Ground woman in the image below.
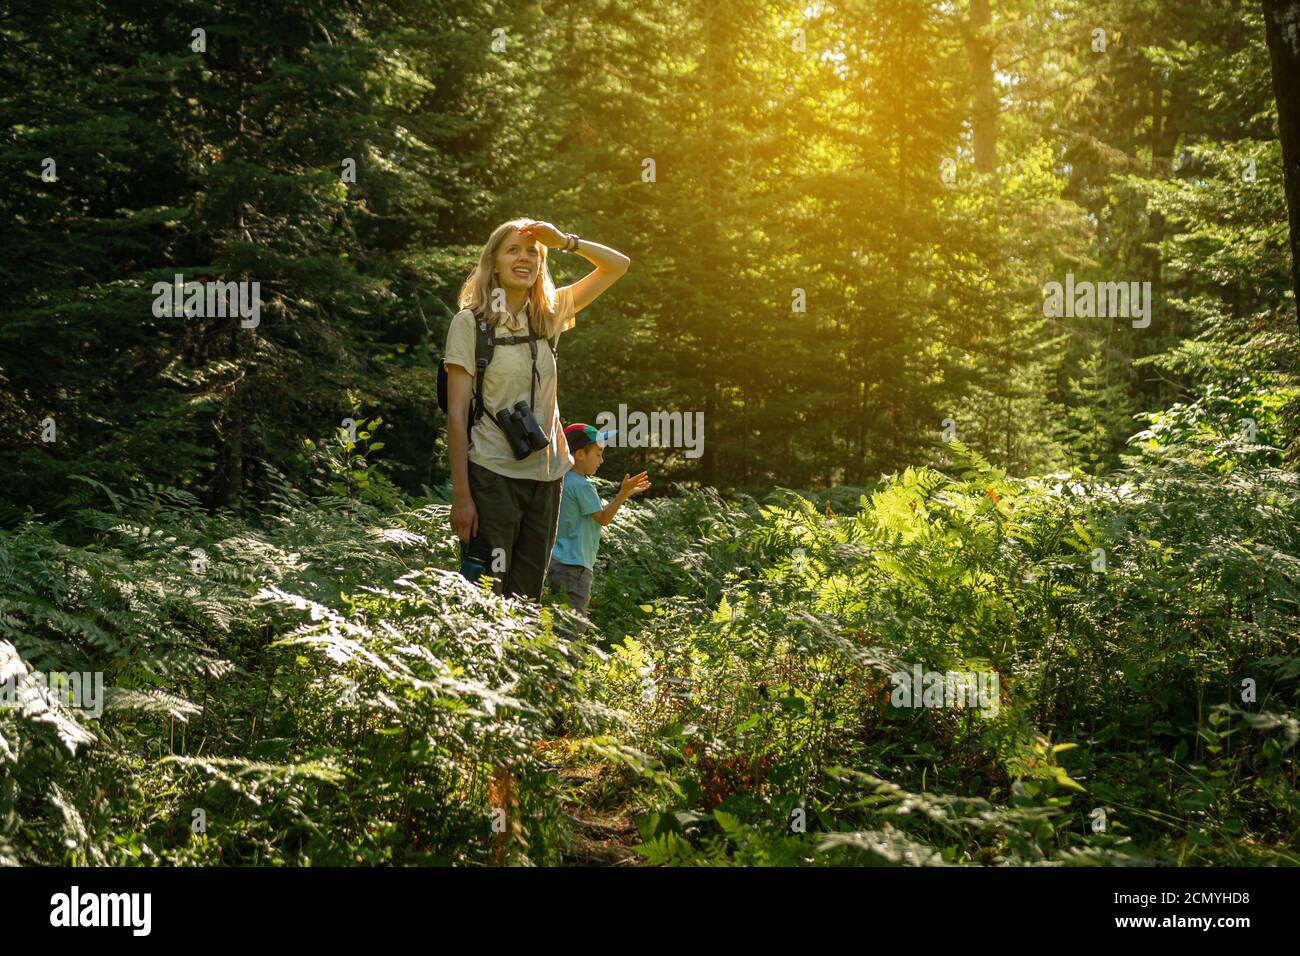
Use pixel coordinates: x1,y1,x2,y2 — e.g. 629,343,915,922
443,219,629,599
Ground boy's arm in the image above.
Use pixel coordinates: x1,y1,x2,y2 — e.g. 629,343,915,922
591,493,624,528
592,471,650,526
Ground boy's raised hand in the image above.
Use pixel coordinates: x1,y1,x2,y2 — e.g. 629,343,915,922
596,472,651,527
619,471,651,499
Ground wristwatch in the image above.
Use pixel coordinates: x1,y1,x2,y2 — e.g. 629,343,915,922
563,232,580,253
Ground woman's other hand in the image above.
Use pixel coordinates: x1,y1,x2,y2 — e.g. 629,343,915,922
451,492,478,542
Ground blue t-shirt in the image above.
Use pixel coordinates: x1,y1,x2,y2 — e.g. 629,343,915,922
551,470,604,570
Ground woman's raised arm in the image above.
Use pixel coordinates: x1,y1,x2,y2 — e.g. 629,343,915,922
518,220,629,315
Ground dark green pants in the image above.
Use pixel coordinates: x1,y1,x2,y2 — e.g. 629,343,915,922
460,459,563,599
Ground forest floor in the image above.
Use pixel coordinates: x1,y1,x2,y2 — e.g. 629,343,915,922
556,763,642,865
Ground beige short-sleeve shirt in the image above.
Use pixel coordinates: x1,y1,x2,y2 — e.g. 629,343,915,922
444,287,576,481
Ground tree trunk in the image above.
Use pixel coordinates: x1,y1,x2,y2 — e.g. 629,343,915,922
212,33,246,511
965,0,997,174
1262,0,1300,330
1147,76,1167,286
213,339,245,511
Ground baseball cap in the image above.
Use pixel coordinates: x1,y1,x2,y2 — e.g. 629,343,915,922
563,423,615,453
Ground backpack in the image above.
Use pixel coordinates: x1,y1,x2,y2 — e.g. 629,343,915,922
436,307,560,432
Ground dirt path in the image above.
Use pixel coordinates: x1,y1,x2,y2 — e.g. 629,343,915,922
554,763,644,866
561,810,642,865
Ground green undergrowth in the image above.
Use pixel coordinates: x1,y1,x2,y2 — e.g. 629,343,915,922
2,435,1297,865
585,438,1300,865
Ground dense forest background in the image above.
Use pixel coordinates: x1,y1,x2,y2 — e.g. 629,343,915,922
2,1,1299,869
4,0,1296,507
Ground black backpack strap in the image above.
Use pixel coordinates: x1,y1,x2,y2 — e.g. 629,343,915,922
526,326,541,411
489,325,558,354
471,315,494,426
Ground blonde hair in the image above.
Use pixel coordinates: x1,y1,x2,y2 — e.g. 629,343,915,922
458,218,565,338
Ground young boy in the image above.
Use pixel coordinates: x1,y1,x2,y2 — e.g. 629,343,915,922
547,423,650,628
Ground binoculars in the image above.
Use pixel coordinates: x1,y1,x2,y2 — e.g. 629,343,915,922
496,400,549,459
